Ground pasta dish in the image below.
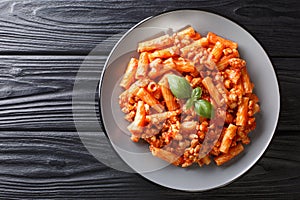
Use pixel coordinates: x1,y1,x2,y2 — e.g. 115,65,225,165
118,26,260,167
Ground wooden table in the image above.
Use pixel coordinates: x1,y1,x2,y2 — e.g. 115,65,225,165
0,0,299,199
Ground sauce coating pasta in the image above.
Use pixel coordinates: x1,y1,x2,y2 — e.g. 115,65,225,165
119,26,260,167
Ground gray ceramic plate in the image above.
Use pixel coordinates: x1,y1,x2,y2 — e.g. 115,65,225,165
99,10,280,191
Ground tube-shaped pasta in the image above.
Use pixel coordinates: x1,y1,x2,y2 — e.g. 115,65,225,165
235,79,244,97
214,143,244,166
202,77,222,106
198,37,209,47
217,49,239,70
138,34,173,52
149,46,178,61
147,82,162,100
241,67,254,94
127,101,146,139
198,154,211,166
128,78,150,93
136,52,149,79
204,55,217,70
119,78,151,105
136,88,164,113
163,57,176,69
135,101,146,127
119,58,138,89
153,89,162,100
236,97,249,126
180,39,208,57
220,124,237,153
207,32,238,49
145,110,178,125
148,68,171,80
148,58,163,79
158,77,179,111
177,26,196,38
147,81,159,93
174,57,196,72
191,33,201,40
148,58,176,79
210,41,225,63
150,146,179,164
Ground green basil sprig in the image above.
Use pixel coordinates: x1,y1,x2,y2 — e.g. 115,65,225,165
167,75,213,118
194,99,214,119
186,87,202,109
167,75,192,99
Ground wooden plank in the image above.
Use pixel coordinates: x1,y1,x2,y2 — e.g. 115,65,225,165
0,56,298,131
274,58,300,131
0,0,298,56
0,131,298,198
0,55,103,131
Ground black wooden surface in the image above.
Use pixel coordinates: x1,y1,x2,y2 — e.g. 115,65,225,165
0,0,299,199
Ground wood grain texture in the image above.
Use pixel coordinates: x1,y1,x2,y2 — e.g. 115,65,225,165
0,0,298,199
0,0,298,56
0,131,298,199
0,56,298,131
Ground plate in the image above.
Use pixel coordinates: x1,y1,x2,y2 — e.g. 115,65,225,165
99,10,280,191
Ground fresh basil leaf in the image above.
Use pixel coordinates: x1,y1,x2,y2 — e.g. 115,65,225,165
191,87,202,100
185,87,202,110
185,98,194,109
167,75,192,99
194,99,213,118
